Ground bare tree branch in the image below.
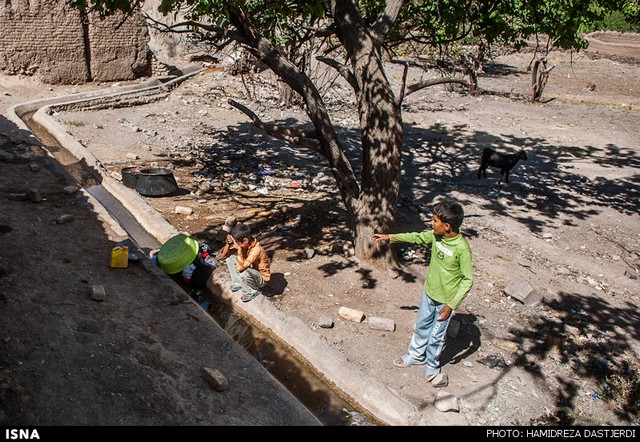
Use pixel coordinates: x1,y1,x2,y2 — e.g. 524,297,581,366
228,99,322,153
143,15,245,42
390,57,425,68
405,77,471,97
398,63,409,106
300,23,336,38
316,56,359,93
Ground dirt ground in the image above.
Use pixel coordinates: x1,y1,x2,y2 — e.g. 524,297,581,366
2,31,639,426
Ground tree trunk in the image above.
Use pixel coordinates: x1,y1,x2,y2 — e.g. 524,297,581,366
333,1,403,269
531,58,550,102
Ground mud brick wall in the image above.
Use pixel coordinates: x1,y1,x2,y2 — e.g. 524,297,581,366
0,0,151,84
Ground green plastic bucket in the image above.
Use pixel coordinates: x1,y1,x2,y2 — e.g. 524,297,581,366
157,234,199,274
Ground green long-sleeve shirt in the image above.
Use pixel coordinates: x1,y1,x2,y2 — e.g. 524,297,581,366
390,231,473,310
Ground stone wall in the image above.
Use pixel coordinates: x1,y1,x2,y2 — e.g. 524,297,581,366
0,0,151,84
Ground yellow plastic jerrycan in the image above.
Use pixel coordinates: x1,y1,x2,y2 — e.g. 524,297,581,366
110,246,129,269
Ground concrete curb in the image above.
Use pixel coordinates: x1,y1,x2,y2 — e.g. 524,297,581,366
221,288,422,426
9,74,425,426
32,107,180,244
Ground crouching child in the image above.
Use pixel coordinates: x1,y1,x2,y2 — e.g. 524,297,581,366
221,223,271,302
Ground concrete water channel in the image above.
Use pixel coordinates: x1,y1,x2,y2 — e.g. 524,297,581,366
15,98,379,426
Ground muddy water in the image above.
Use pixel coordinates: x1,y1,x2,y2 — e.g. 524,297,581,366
202,292,378,426
22,112,378,426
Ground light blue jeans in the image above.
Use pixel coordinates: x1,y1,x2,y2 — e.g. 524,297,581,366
407,290,453,376
226,255,265,296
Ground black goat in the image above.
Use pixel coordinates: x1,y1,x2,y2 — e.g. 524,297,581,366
477,148,528,183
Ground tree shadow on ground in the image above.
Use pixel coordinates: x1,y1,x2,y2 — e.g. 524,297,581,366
401,121,640,234
191,110,639,249
166,90,640,424
188,110,639,294
458,291,640,424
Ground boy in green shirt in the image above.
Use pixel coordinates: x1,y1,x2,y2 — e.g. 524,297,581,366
373,199,473,381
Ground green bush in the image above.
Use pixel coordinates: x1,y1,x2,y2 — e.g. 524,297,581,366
581,10,640,33
598,11,640,32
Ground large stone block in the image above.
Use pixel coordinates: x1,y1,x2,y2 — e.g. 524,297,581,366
504,281,543,306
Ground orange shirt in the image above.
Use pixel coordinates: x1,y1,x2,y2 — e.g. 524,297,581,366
236,239,271,282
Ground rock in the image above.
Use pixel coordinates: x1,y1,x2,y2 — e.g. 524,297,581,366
28,162,41,172
7,193,28,201
565,325,581,336
338,306,365,323
342,242,355,257
201,367,228,391
277,205,290,215
198,181,214,192
126,153,139,160
27,188,42,203
431,373,449,388
90,285,106,301
318,316,333,328
477,354,507,369
492,338,520,353
222,216,237,232
624,270,638,280
434,391,459,412
504,280,543,306
56,214,74,224
175,206,193,215
367,316,395,332
386,268,400,279
330,242,343,254
304,248,315,259
63,185,80,194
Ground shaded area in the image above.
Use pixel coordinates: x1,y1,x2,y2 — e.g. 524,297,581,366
401,121,640,231
174,99,640,424
7,112,355,426
0,113,321,426
452,292,640,425
184,106,639,256
512,292,640,423
21,111,103,188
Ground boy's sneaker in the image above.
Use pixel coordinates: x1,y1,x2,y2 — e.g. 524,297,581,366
241,291,262,302
231,286,242,292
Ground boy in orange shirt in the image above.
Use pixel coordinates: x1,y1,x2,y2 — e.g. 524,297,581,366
221,223,271,302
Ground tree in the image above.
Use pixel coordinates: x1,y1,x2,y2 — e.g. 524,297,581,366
67,0,640,268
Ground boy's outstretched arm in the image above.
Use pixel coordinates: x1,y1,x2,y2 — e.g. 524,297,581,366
373,233,390,243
